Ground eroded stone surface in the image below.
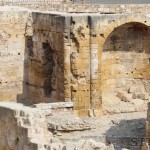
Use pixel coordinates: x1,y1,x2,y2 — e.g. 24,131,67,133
1,102,145,150
47,112,90,132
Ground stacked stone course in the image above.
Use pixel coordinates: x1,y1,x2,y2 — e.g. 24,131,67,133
3,3,150,13
0,8,30,101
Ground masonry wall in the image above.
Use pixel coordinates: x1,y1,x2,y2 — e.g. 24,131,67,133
3,3,150,13
0,9,66,105
0,105,36,150
0,102,52,150
102,22,150,101
64,15,102,116
91,14,150,111
25,13,65,105
0,9,30,102
0,7,149,114
63,14,150,116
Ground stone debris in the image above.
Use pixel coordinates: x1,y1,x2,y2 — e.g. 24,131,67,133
0,101,147,150
117,84,150,103
47,112,91,132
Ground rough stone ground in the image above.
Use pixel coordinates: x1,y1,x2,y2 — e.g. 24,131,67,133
47,110,147,150
49,111,146,150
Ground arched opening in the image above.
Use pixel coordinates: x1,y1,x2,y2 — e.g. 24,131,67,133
101,22,150,111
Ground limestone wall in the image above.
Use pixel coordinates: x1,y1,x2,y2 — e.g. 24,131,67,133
102,22,150,102
0,102,45,150
3,3,150,13
64,13,150,116
0,8,30,102
25,13,65,104
64,16,92,116
0,8,66,105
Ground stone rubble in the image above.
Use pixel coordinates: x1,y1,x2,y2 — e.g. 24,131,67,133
47,112,91,132
0,102,132,150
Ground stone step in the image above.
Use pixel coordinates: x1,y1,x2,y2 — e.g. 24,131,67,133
117,90,150,102
17,109,44,118
32,102,73,110
15,117,45,128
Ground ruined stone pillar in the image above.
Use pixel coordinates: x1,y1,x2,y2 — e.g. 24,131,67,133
64,16,72,102
89,17,102,116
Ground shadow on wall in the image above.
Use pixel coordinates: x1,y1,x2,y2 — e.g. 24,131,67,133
105,118,146,150
17,34,57,105
16,13,65,105
103,22,150,54
101,22,150,104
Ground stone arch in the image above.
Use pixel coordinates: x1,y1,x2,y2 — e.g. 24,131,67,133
99,14,150,48
98,14,150,111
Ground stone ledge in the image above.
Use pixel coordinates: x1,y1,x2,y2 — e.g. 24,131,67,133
32,102,73,110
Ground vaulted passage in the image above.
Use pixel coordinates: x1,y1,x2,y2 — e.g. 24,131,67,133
102,22,150,105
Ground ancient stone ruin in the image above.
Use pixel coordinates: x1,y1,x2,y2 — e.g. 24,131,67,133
0,1,149,150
